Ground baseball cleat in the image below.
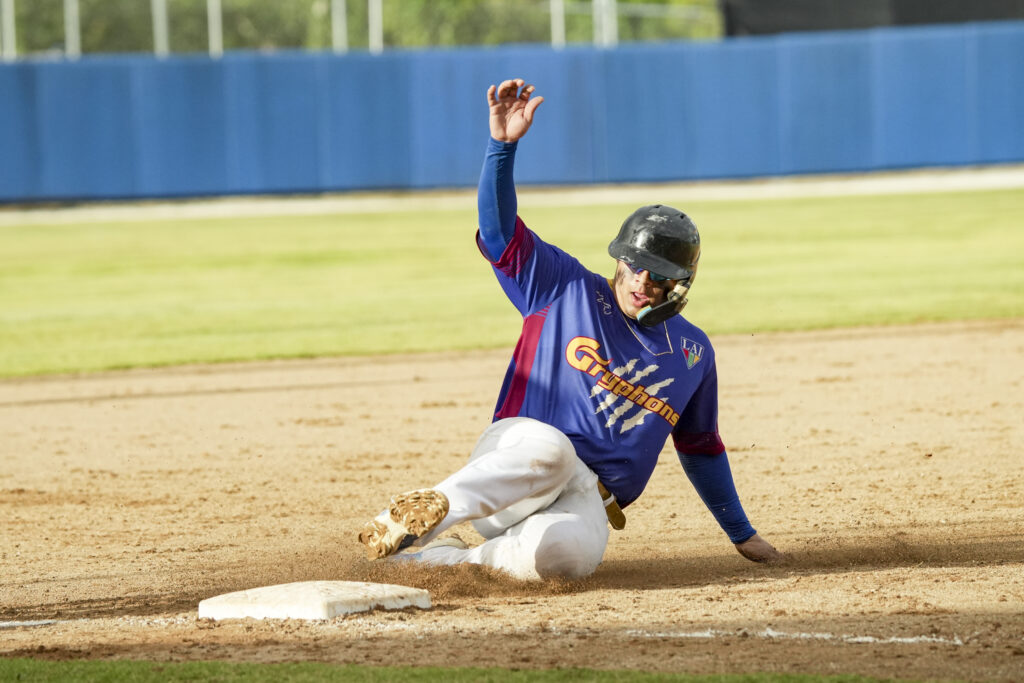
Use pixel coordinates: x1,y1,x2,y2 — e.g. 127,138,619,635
421,534,468,552
387,534,469,565
358,489,449,560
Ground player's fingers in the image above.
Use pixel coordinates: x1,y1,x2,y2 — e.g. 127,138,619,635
497,79,516,99
487,84,497,106
524,95,544,121
519,84,535,101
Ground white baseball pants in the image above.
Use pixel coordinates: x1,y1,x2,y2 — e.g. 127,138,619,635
411,417,610,580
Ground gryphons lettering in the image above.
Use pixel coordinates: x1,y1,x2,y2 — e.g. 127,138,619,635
565,336,679,429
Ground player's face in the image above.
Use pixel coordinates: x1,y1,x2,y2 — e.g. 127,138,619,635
612,261,674,319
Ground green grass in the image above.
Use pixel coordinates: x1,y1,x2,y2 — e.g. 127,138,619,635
0,659,905,682
1,188,1021,377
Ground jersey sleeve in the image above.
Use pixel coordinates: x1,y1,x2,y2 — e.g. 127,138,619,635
477,138,519,261
677,450,756,544
671,344,726,455
672,341,756,543
477,217,589,318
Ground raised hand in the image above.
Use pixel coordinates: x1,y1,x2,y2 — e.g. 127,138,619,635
488,78,544,143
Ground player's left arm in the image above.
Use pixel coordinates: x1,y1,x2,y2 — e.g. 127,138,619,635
673,352,783,563
676,449,782,563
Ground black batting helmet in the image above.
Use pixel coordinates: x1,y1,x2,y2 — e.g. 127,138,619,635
608,205,700,285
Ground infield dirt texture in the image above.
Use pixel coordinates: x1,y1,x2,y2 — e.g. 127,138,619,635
2,171,1023,681
1,320,1021,680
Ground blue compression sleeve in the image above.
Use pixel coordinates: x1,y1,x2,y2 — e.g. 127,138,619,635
677,451,756,544
477,138,519,261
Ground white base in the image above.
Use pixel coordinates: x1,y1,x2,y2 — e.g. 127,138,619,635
197,581,431,620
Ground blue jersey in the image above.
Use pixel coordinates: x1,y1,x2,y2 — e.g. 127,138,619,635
482,217,725,508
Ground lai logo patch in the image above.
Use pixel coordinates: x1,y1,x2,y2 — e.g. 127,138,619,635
681,338,704,370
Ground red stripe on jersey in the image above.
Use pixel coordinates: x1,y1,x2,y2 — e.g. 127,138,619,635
476,216,534,278
495,306,549,419
673,429,725,456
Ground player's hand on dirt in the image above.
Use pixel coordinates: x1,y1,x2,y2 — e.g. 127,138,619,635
488,78,544,143
734,533,784,564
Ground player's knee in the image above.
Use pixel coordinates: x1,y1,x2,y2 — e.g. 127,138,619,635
531,521,603,580
498,419,576,484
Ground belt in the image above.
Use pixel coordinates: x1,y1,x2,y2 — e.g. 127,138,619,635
597,481,626,530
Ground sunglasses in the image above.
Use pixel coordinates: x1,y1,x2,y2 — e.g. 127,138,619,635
623,261,673,284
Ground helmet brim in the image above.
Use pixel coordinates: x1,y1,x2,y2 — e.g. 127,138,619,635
609,243,696,282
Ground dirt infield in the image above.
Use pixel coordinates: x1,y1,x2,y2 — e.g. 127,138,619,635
2,319,1022,681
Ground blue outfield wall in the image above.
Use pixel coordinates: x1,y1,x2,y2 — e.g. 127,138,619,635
1,21,1023,202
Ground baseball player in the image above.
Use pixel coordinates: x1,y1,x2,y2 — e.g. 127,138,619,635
358,78,782,579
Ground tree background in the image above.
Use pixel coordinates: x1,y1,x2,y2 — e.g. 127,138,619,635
10,0,722,56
